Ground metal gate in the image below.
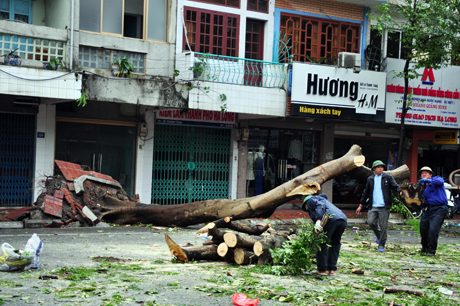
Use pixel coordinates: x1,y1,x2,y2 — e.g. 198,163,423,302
152,125,231,205
0,113,35,207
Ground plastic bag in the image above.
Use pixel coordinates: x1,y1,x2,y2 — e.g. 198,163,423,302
24,233,43,269
0,243,33,271
232,293,259,306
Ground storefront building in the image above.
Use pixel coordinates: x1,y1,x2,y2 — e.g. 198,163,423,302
385,59,460,182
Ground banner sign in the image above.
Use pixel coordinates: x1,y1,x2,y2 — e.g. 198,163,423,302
433,130,458,145
291,63,386,121
385,59,460,128
156,109,235,128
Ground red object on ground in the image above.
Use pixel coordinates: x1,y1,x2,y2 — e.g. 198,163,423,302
232,294,259,306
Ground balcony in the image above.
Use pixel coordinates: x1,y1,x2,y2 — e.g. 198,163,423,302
177,52,288,89
0,20,68,67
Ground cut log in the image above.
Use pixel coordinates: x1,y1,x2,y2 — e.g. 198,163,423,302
383,287,426,296
223,232,264,249
234,248,258,265
253,235,288,258
217,242,229,258
164,233,220,262
197,218,271,236
217,242,235,263
100,145,367,226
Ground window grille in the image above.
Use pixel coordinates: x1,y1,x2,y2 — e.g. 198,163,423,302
0,34,65,61
78,46,145,74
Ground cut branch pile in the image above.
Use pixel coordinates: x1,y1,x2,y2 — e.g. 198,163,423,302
165,217,295,265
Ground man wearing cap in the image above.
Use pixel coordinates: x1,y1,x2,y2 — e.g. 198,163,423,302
356,160,402,252
304,194,347,275
418,166,448,256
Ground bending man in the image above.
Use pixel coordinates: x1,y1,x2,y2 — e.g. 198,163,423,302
304,194,347,276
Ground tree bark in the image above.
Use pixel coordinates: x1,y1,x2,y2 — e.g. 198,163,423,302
100,145,365,227
197,217,271,235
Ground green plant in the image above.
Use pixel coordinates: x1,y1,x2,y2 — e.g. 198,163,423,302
189,53,210,78
390,194,411,218
112,56,134,77
405,217,420,233
261,218,327,275
76,93,88,107
48,58,60,70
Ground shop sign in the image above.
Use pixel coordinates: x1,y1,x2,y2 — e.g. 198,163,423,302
290,63,386,121
433,130,458,145
156,109,235,128
385,59,460,128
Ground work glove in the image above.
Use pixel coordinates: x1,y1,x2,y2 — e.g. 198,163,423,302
419,179,431,184
315,220,323,233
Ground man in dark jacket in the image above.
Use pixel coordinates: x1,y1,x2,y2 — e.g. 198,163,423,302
418,166,448,256
356,160,402,252
304,194,347,276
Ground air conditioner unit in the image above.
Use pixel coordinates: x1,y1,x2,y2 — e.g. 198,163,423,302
338,52,361,68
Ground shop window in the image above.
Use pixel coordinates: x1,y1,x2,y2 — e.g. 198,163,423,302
190,0,239,8
246,129,318,197
79,0,168,42
183,7,239,57
279,13,360,64
247,0,268,13
0,0,31,23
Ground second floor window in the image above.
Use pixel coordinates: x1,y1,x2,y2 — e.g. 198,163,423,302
79,0,168,42
184,7,239,57
279,13,360,64
0,0,31,23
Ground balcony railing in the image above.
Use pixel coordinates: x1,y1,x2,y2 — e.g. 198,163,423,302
194,53,287,88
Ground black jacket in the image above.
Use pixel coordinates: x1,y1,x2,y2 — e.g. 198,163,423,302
360,172,401,209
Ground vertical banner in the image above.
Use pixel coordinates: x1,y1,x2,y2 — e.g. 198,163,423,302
388,151,398,170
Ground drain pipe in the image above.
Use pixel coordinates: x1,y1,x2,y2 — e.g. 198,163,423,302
69,0,74,70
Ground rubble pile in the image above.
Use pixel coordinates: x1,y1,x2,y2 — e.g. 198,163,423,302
26,160,135,228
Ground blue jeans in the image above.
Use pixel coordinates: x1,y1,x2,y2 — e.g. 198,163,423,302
316,219,347,271
420,205,447,254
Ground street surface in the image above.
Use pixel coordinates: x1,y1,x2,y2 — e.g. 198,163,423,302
0,222,459,305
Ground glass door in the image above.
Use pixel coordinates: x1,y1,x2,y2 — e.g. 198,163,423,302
55,122,136,197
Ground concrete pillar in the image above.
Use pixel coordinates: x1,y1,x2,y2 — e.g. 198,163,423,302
135,110,155,203
34,104,56,202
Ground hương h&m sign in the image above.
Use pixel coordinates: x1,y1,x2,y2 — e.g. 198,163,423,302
290,63,386,122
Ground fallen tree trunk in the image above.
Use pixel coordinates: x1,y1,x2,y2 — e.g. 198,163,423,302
348,165,410,183
100,145,366,226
